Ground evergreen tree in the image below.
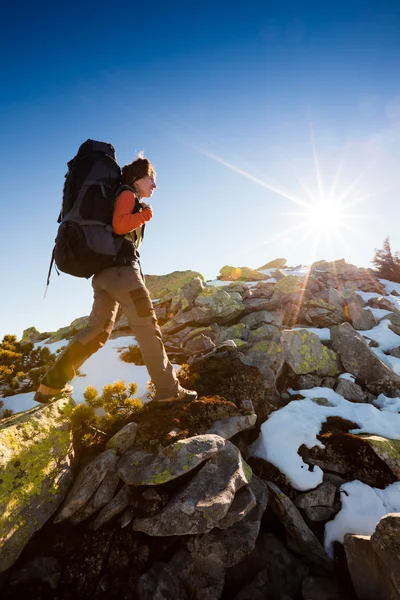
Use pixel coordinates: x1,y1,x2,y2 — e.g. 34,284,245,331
371,236,400,282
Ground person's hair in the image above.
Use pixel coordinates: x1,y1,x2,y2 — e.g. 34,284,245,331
121,153,156,187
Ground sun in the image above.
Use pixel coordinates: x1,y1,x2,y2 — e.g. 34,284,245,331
300,199,349,235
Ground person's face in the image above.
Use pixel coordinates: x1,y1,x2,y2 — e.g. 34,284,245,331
134,173,156,198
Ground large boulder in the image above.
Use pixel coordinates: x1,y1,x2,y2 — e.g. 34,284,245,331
132,441,252,536
0,399,75,572
257,258,287,270
331,322,400,394
118,434,226,485
170,277,205,314
145,270,204,299
218,265,267,281
345,292,377,330
281,329,341,376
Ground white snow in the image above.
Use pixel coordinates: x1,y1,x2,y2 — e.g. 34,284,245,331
293,327,331,341
379,278,400,297
373,393,400,413
2,336,153,415
366,307,392,320
358,319,400,351
35,339,69,353
339,373,356,381
355,291,381,303
324,480,400,557
250,387,400,491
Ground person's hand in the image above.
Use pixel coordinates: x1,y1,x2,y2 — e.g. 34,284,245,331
140,202,152,210
142,204,153,222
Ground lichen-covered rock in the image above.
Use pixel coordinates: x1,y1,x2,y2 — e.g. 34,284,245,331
54,448,118,523
105,422,138,455
21,326,41,343
257,258,287,270
218,265,267,281
145,270,204,299
133,441,252,536
118,434,226,486
0,398,75,572
281,329,341,377
361,435,400,479
170,276,205,314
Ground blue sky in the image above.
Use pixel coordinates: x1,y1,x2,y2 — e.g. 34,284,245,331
1,0,400,340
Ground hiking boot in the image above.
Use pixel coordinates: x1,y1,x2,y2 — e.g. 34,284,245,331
34,383,74,405
156,386,198,405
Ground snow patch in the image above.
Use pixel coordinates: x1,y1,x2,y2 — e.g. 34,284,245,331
324,480,400,556
250,387,400,491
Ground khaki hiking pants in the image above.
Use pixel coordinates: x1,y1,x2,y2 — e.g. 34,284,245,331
42,264,179,399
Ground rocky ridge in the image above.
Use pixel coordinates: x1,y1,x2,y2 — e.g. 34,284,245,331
1,258,400,599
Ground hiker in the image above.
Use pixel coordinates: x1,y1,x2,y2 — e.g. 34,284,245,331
34,154,197,406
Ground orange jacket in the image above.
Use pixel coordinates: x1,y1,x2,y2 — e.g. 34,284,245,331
112,190,153,235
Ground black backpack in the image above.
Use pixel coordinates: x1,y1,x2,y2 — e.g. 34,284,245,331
51,139,124,280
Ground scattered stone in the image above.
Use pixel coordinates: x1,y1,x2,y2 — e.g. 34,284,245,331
331,322,400,393
206,414,257,439
54,448,118,523
118,434,226,486
217,484,256,529
105,422,138,455
69,471,120,524
335,378,367,403
267,482,333,571
9,556,61,590
346,293,377,330
92,484,131,530
186,475,268,568
226,533,308,600
133,442,252,536
344,533,399,600
241,310,284,328
371,512,400,595
294,374,322,389
302,576,346,600
367,296,398,312
294,482,337,521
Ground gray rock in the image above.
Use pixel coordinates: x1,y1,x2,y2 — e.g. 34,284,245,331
387,313,400,336
186,476,268,568
170,277,205,314
331,322,400,393
360,436,400,479
239,339,285,388
294,483,337,522
315,288,346,310
217,484,256,529
69,471,120,524
302,576,345,600
105,422,138,455
247,324,282,344
241,310,284,328
388,346,400,359
118,434,226,486
294,374,322,389
9,556,61,590
335,378,367,402
118,507,134,528
54,448,118,523
185,334,216,354
368,296,398,312
344,533,399,600
133,442,252,536
243,297,281,313
267,482,333,571
206,414,257,439
227,533,308,600
371,512,400,595
346,293,377,330
169,549,225,600
281,329,341,377
0,399,75,573
137,561,188,600
92,484,131,530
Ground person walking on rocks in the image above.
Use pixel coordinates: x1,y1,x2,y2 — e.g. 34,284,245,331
35,155,197,406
